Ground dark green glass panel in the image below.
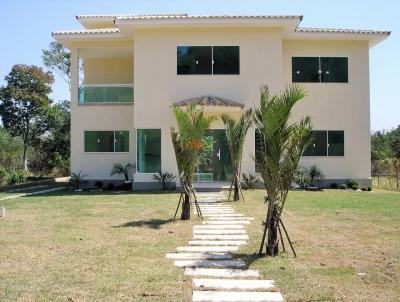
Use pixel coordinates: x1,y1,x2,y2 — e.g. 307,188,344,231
79,86,133,103
84,131,114,152
115,131,129,152
213,46,240,74
137,129,161,173
292,57,320,82
328,131,344,156
321,57,348,83
303,131,327,156
255,129,264,173
177,46,212,75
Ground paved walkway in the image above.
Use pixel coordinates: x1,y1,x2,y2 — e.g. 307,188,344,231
166,192,284,302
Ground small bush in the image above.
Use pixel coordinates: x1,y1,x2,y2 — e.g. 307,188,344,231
346,179,359,188
241,173,259,190
352,184,359,190
0,167,7,185
330,182,338,189
339,184,347,190
107,183,115,190
361,186,368,191
94,181,103,189
5,169,27,185
367,186,372,191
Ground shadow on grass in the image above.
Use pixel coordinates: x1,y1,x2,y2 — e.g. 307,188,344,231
232,252,265,268
113,218,175,229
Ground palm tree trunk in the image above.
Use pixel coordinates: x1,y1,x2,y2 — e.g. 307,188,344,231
233,175,240,201
266,203,279,256
181,186,191,220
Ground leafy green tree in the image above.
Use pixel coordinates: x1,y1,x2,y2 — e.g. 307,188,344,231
171,103,215,220
0,65,54,171
0,127,24,169
222,109,253,201
42,41,71,89
254,85,312,256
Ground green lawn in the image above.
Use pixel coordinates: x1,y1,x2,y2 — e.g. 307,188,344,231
232,189,400,302
0,189,399,301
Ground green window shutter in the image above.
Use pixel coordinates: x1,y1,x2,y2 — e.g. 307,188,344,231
177,46,212,75
303,131,327,156
292,57,320,82
115,131,129,152
321,57,348,83
213,46,240,74
328,131,344,156
136,129,161,173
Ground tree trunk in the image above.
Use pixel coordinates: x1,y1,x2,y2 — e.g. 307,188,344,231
181,192,191,220
22,136,29,171
233,176,239,201
266,207,279,256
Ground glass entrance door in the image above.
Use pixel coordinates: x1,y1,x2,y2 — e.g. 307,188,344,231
195,129,232,182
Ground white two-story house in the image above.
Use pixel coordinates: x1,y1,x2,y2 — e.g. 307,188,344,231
53,14,390,189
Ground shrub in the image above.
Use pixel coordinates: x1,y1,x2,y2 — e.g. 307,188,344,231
330,182,338,189
294,167,311,189
5,169,27,185
339,184,347,190
0,167,7,185
352,184,359,190
70,171,87,190
308,165,324,186
346,179,359,188
361,186,368,191
367,186,372,191
107,183,115,190
153,170,176,190
241,173,259,190
94,181,103,189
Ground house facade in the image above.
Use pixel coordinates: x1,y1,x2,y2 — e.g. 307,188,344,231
53,14,389,189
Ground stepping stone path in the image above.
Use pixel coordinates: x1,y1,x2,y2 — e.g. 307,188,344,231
166,192,284,302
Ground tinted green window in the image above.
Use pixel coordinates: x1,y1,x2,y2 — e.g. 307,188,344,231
303,131,327,156
213,46,239,74
137,129,161,173
255,129,264,173
115,131,129,152
328,131,344,156
292,57,320,82
84,131,114,152
177,46,212,75
321,57,348,83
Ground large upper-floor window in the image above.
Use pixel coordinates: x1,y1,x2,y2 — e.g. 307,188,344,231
136,129,161,173
84,131,129,152
292,57,348,83
303,130,344,156
177,46,239,75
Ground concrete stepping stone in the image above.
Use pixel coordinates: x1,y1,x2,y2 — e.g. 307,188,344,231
193,234,249,240
202,213,244,217
188,240,247,246
201,210,235,214
192,291,284,302
185,268,260,278
176,246,240,252
166,252,233,260
207,216,254,220
193,278,277,291
174,259,246,268
194,229,247,235
203,220,251,225
194,225,245,229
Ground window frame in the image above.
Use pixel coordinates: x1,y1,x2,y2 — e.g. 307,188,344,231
291,56,349,84
135,128,162,174
84,130,130,153
177,45,240,76
302,130,345,157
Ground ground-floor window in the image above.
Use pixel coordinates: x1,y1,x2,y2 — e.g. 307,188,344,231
136,129,161,173
303,130,344,157
84,130,129,152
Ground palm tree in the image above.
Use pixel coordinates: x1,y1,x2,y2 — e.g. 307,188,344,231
110,163,133,181
222,109,253,201
171,103,216,220
253,84,312,256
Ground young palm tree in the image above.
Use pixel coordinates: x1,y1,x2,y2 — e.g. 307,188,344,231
110,163,133,181
222,109,253,201
171,103,216,220
253,84,312,256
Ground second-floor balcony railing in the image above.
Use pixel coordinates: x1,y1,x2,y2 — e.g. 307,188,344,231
78,84,134,104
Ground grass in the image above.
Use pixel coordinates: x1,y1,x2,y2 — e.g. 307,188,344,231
1,188,399,301
0,190,196,301
232,189,400,302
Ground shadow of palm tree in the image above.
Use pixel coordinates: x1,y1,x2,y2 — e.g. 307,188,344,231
113,219,175,229
232,252,265,268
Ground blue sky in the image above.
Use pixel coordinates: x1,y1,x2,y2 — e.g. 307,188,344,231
0,0,398,131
